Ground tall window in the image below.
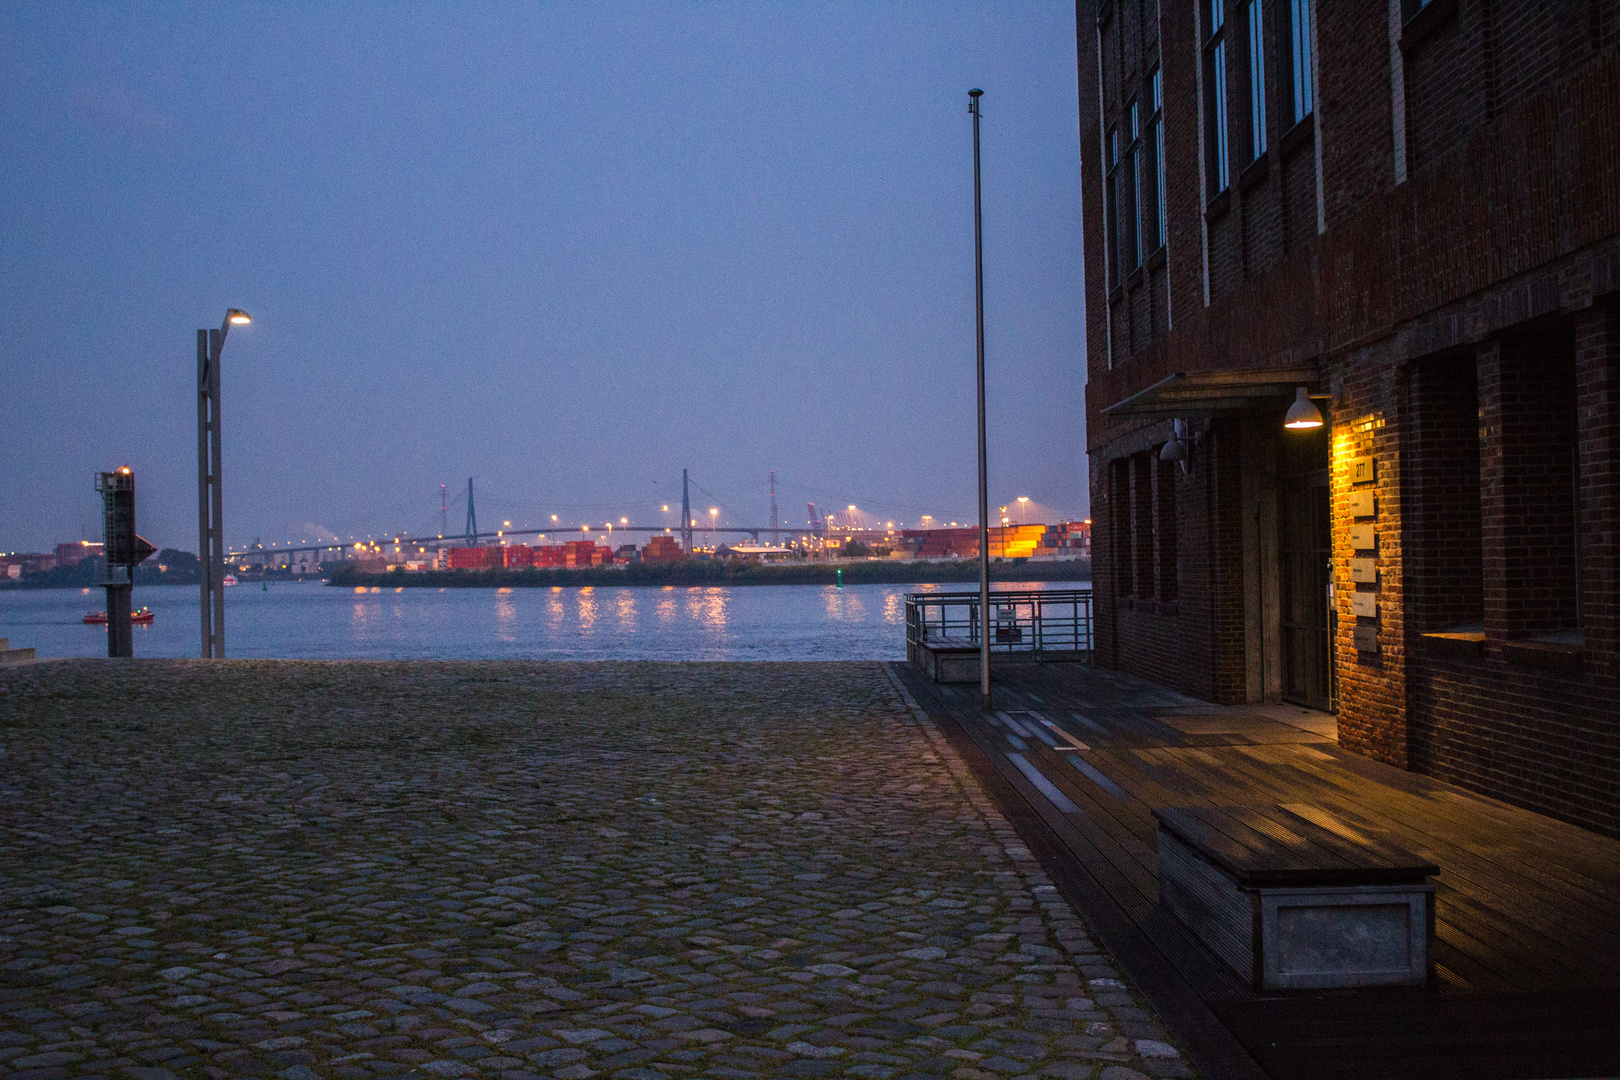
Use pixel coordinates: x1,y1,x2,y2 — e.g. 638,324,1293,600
1204,0,1231,195
1151,68,1167,250
1247,0,1267,160
1128,99,1142,272
1290,0,1313,124
1106,126,1121,286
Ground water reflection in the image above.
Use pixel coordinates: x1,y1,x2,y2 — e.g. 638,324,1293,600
823,585,865,622
686,587,728,633
494,588,517,642
5,579,1085,661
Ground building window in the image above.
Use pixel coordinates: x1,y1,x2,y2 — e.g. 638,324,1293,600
1289,0,1313,124
1247,0,1267,160
1151,68,1166,250
1204,0,1231,195
1106,126,1120,288
1127,99,1142,272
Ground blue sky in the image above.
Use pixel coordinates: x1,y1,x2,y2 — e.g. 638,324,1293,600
1,3,1085,553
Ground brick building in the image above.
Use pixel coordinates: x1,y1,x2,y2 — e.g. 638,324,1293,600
1079,1,1620,835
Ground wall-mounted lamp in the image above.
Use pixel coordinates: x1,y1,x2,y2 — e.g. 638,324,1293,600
1284,386,1325,430
1160,418,1194,472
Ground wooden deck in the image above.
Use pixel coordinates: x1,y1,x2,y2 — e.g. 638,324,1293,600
893,660,1620,1080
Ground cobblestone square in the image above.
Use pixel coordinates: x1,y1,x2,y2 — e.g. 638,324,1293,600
0,660,1190,1080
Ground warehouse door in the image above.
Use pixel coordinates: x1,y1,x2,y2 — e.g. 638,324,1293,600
1278,428,1333,711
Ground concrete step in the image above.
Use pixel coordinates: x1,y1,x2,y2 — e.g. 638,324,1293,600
1,646,36,664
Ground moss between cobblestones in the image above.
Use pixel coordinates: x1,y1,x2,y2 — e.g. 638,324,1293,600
0,661,1192,1080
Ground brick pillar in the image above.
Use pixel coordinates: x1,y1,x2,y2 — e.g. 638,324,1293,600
1478,337,1508,647
1208,419,1247,703
1092,452,1119,669
1577,300,1619,683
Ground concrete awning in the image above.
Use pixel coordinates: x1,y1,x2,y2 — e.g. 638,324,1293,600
1101,367,1322,417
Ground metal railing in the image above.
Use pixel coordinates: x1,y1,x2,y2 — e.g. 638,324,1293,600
904,588,1092,661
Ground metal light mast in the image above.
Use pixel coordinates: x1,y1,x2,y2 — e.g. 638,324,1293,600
970,88,992,711
465,477,477,545
197,308,250,659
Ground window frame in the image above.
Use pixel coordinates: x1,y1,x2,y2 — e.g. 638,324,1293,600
1203,0,1232,197
1288,0,1314,126
1106,124,1123,290
1247,0,1268,162
1150,66,1167,252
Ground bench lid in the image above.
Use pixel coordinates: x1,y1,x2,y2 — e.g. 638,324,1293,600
1152,805,1439,887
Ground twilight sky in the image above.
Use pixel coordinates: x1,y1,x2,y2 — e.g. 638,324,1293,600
0,3,1086,555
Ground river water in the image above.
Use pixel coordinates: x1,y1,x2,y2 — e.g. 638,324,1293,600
0,580,1087,662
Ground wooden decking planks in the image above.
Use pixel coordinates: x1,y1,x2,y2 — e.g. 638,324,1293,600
892,660,1620,1079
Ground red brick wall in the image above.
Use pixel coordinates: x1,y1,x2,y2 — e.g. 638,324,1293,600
1080,4,1620,831
1331,357,1409,768
1577,302,1620,682
1410,651,1620,838
1401,354,1484,633
1482,321,1580,639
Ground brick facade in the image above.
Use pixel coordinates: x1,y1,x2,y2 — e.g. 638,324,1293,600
1079,0,1620,836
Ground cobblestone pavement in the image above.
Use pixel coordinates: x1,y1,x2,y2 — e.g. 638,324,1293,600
0,660,1193,1080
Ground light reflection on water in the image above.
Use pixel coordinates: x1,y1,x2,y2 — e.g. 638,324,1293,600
1,580,1085,661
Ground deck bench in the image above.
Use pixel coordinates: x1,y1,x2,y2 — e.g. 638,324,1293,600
1153,805,1437,990
907,635,981,683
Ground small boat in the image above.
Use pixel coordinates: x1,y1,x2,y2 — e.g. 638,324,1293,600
83,607,155,625
223,574,239,587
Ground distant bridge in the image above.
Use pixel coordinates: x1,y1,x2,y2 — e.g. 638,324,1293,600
227,524,797,561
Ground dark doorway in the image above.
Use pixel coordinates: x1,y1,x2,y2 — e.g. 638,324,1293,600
1278,427,1332,710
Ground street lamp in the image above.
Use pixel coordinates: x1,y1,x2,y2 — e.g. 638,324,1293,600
1017,496,1029,524
198,308,250,658
710,507,718,547
969,87,991,710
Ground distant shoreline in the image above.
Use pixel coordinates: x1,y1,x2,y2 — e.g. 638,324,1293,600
326,558,1091,589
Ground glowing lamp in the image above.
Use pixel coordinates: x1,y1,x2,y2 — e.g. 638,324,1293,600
1284,387,1324,430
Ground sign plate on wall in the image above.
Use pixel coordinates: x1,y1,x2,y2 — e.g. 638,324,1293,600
1352,456,1376,484
1348,524,1377,550
1350,558,1378,583
1348,489,1375,517
1350,591,1377,618
1353,625,1379,652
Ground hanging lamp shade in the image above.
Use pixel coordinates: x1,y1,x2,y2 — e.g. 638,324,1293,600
1284,387,1324,430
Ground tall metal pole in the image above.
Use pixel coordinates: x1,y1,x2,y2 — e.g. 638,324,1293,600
208,328,226,658
197,330,213,657
197,309,248,658
970,88,991,711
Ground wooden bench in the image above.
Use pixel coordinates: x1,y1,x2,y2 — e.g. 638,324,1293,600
1153,805,1438,991
907,635,981,683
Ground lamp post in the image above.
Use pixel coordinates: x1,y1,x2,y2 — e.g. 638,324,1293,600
198,308,250,658
969,87,991,711
1018,496,1029,525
